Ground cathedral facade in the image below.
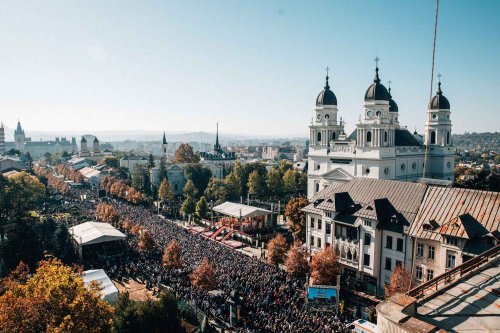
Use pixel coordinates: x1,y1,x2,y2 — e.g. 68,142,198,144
307,65,455,199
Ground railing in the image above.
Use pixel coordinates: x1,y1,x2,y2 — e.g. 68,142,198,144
407,244,500,299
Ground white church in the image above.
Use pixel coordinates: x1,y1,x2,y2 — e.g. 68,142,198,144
307,63,455,198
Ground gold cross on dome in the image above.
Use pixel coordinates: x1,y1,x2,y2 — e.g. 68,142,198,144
374,57,380,67
325,66,330,76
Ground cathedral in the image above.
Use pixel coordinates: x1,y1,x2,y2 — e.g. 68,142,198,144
307,63,455,198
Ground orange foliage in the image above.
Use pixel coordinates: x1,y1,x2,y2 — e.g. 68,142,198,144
310,246,340,285
33,166,70,194
385,265,414,299
162,240,182,269
138,230,155,252
95,203,119,226
267,234,289,265
190,257,217,291
285,240,309,276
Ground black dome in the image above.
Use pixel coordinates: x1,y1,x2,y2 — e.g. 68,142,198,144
316,76,337,106
429,82,450,110
364,67,390,101
388,87,398,112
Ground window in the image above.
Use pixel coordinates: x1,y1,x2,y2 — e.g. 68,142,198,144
427,269,434,281
446,131,450,145
396,260,403,268
384,131,388,142
310,218,315,229
397,238,404,252
416,267,423,280
366,131,372,143
363,254,370,266
417,243,424,257
332,132,336,140
446,237,458,246
386,236,393,249
401,163,406,171
446,252,456,269
430,131,436,144
317,219,322,230
310,236,315,247
317,238,322,248
364,220,372,227
326,223,331,234
317,132,322,143
385,257,392,271
364,233,371,245
315,183,320,192
428,246,435,260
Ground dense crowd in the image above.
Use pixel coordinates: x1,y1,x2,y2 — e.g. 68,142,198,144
61,189,351,333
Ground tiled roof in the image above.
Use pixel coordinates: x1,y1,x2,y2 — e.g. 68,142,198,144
408,187,500,240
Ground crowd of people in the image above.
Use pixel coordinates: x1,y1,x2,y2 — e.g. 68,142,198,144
59,189,353,333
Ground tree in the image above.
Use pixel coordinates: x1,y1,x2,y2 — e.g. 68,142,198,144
385,265,414,299
225,171,242,201
184,164,212,196
267,234,289,266
285,197,309,241
138,230,155,253
283,169,297,195
0,217,43,270
158,178,174,202
162,240,181,269
242,162,267,197
96,203,120,226
279,160,293,175
204,178,228,204
103,156,119,168
0,259,114,333
266,168,284,198
157,157,168,183
180,196,196,220
53,223,73,263
195,196,209,219
183,179,198,198
296,171,308,195
285,240,309,276
147,153,155,170
8,171,45,217
310,246,340,285
172,143,200,163
190,257,217,291
247,170,267,198
131,164,151,196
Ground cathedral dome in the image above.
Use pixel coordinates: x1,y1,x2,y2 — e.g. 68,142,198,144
316,76,337,106
364,67,390,101
388,87,398,112
428,81,450,110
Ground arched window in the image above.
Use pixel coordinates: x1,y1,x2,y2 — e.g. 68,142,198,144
366,131,372,143
384,131,388,142
315,183,320,192
430,131,436,144
332,132,336,140
446,131,450,145
317,132,322,143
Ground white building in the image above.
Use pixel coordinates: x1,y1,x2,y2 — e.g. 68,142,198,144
307,65,455,199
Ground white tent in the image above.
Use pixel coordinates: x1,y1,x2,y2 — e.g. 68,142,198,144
69,221,126,246
213,202,271,219
83,269,119,303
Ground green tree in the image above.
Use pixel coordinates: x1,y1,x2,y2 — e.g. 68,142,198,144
204,178,228,205
180,196,196,220
283,169,297,195
172,143,200,163
247,170,267,198
196,196,209,219
225,171,242,201
8,171,45,217
131,165,147,192
53,223,73,263
266,168,284,198
0,217,43,270
103,156,119,168
158,178,175,202
147,154,155,170
183,180,198,198
296,171,308,195
157,157,169,183
279,160,293,175
184,164,212,197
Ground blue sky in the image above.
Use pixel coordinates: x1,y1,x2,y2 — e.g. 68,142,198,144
0,0,499,138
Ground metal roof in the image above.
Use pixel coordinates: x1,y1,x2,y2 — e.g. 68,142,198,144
408,187,500,240
69,221,126,246
212,202,271,219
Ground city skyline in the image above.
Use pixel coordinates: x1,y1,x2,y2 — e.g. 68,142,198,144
1,1,499,136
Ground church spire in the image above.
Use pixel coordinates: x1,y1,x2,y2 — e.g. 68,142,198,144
163,131,167,144
215,123,220,150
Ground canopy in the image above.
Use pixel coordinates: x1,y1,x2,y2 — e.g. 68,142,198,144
83,269,119,303
213,202,271,219
69,221,126,246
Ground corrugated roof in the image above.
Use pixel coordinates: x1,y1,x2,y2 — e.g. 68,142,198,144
408,187,500,240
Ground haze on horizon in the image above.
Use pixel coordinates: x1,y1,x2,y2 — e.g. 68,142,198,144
0,1,499,137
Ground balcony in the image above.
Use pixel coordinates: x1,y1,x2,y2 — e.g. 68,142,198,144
334,237,359,268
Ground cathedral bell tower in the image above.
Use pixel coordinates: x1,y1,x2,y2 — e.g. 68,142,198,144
309,68,344,150
162,131,168,158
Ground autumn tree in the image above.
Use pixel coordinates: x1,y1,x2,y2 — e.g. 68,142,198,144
172,143,200,163
385,265,414,299
158,178,175,202
96,203,120,226
130,224,142,236
0,259,114,333
283,169,297,195
267,234,289,266
190,257,217,291
310,246,340,285
138,230,155,253
204,178,228,204
162,240,181,269
195,196,209,219
285,240,309,276
247,169,267,198
285,197,309,241
183,180,198,198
